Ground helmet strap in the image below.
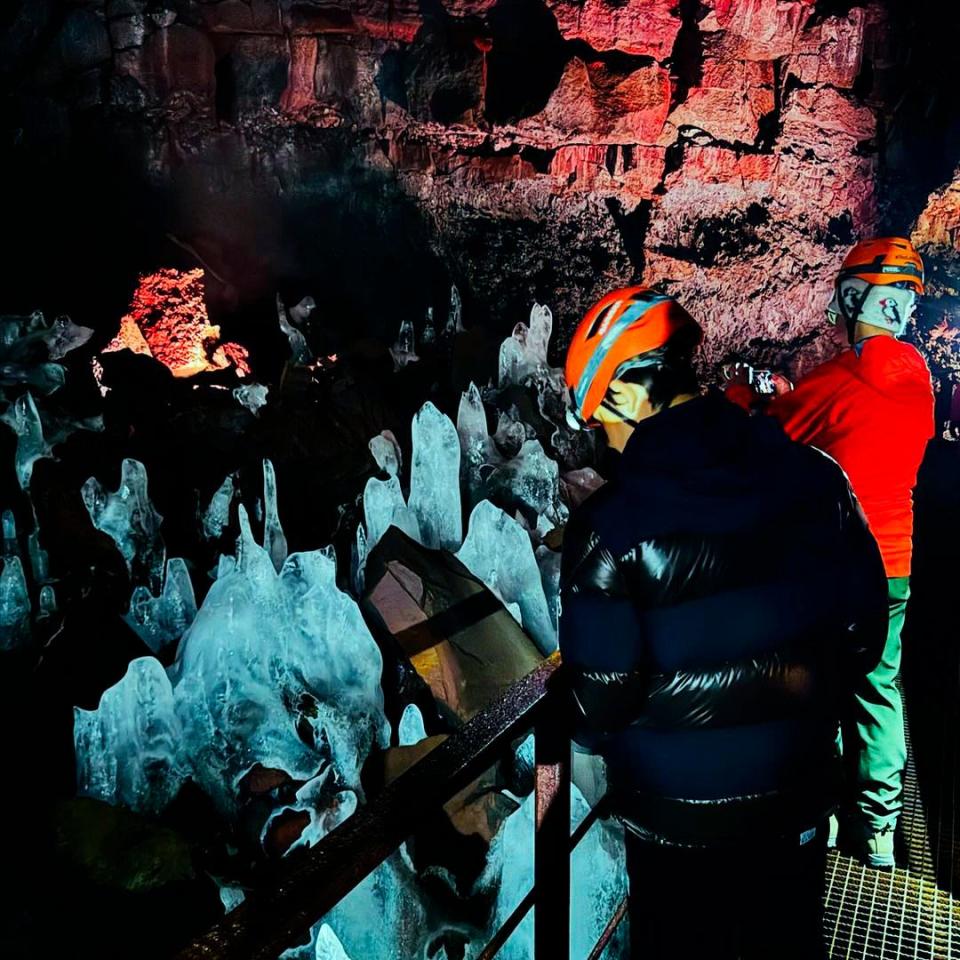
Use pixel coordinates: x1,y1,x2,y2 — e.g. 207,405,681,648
599,397,641,428
837,279,873,344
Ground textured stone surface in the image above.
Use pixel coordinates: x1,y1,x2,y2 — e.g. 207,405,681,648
913,172,960,258
104,269,251,378
546,0,682,60
518,58,671,145
2,0,930,377
664,59,775,146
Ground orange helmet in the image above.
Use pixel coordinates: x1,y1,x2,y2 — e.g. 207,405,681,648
837,237,925,294
564,286,700,428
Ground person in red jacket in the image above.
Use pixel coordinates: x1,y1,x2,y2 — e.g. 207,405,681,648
732,238,934,868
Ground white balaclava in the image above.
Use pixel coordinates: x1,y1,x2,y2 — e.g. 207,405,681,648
826,276,918,340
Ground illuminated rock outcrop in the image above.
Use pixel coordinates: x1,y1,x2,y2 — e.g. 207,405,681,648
104,269,250,378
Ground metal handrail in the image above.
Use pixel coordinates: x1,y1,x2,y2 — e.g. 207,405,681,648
175,651,627,960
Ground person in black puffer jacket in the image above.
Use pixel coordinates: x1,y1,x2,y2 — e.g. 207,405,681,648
560,286,888,960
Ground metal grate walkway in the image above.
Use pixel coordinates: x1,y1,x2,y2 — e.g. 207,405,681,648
823,675,960,959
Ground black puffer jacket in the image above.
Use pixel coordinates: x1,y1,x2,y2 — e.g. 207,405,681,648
559,394,887,846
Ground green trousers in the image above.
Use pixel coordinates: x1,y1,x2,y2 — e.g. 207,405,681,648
847,577,910,832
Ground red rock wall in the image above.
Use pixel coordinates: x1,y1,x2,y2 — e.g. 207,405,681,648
1,1,923,376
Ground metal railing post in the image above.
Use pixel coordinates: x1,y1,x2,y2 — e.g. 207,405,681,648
534,710,571,960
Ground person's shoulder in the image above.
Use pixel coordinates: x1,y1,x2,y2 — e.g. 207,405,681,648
765,421,851,501
860,336,931,382
565,479,617,543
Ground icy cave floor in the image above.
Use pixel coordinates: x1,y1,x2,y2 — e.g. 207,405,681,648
823,441,960,960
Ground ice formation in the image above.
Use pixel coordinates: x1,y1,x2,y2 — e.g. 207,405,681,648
26,509,51,585
536,544,562,640
446,284,464,335
397,703,428,747
492,303,593,471
368,431,402,477
202,473,237,541
482,438,566,527
408,402,462,551
456,501,557,656
281,854,430,960
456,382,499,507
422,306,436,345
262,459,288,573
233,382,269,415
1,392,52,489
75,470,389,836
38,584,56,618
74,657,185,815
498,303,554,389
0,361,66,395
312,925,353,960
284,750,624,960
362,474,421,551
365,396,560,653
484,777,628,960
0,310,92,362
172,515,387,815
3,509,16,553
389,318,418,370
44,315,95,360
218,885,246,914
81,458,165,592
124,557,198,654
0,555,31,650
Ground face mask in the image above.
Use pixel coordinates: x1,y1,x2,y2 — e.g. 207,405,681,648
825,278,918,336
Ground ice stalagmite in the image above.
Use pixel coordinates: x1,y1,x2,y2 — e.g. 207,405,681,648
28,530,50,584
398,703,427,746
263,459,288,573
363,475,420,551
446,284,463,335
76,467,388,833
124,557,198,654
352,523,367,595
74,657,185,815
1,392,52,489
313,925,354,960
82,458,165,592
498,303,553,388
390,319,418,370
38,585,56,618
2,509,16,555
484,438,567,527
456,500,556,655
368,431,402,477
456,382,500,508
422,306,435,345
171,506,387,815
409,402,462,551
0,556,31,649
484,780,628,959
536,543,562,639
202,473,236,540
281,855,430,960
